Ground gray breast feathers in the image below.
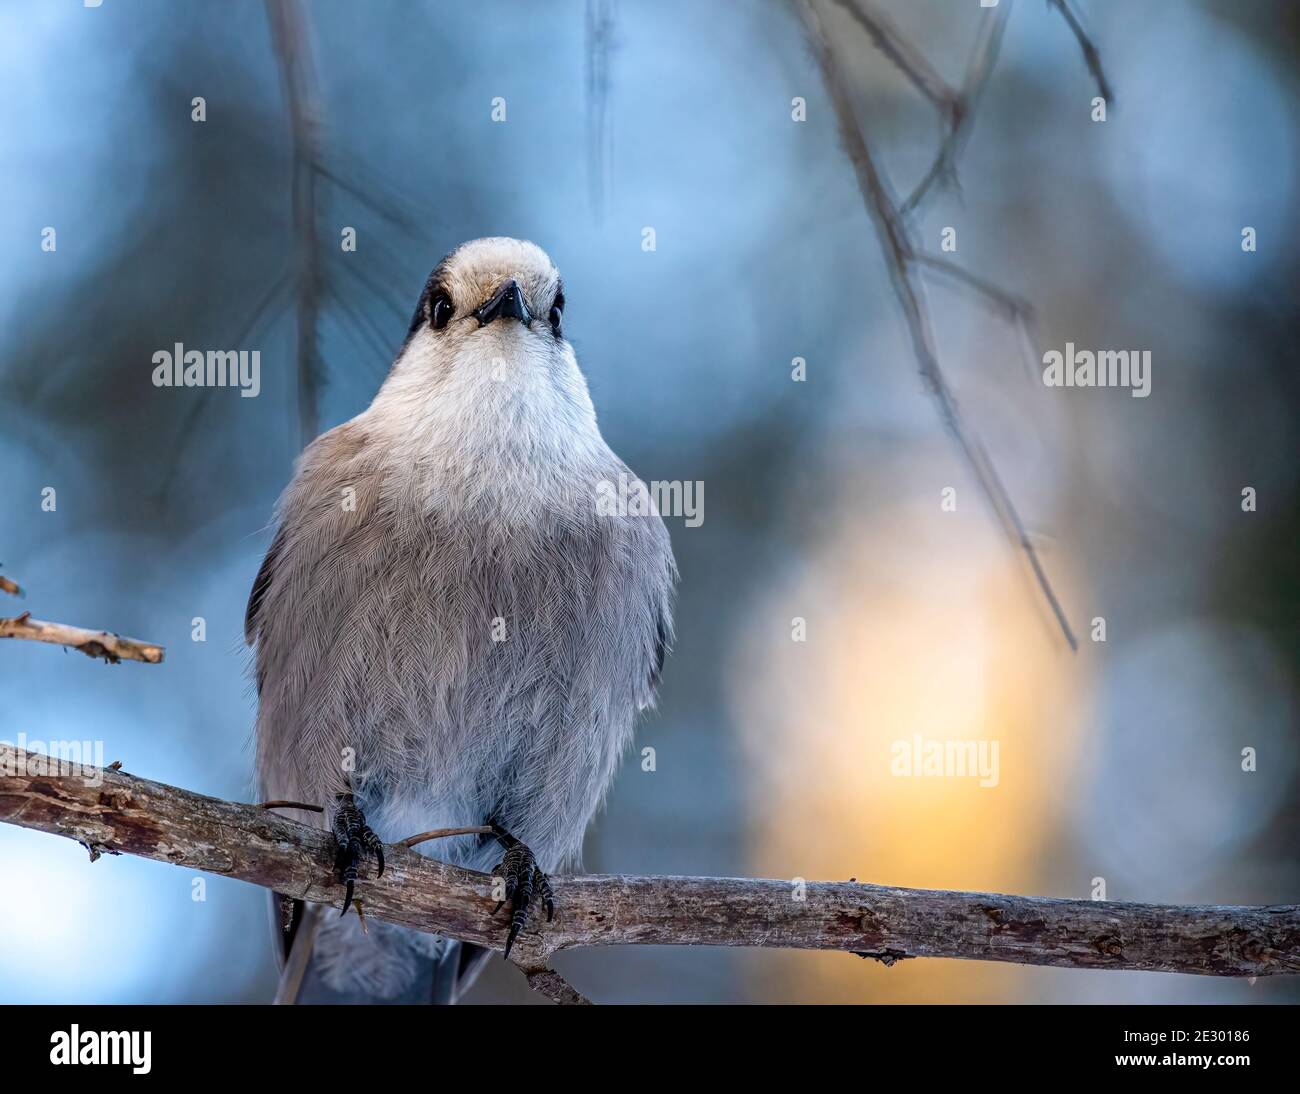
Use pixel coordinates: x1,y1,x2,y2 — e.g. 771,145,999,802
245,427,675,870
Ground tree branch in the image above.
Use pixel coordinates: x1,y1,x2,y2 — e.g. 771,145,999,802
0,576,163,664
901,0,1012,217
0,611,164,664
265,0,326,450
795,0,1078,650
1046,0,1114,105
2,745,1295,999
830,0,960,122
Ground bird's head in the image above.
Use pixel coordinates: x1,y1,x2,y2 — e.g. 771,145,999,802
401,236,567,368
371,238,600,473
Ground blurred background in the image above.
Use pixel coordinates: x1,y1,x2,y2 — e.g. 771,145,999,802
1,0,1297,1003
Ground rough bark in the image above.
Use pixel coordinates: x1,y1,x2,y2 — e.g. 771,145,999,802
2,745,1295,988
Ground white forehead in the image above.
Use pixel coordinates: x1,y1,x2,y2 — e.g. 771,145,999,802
440,237,559,306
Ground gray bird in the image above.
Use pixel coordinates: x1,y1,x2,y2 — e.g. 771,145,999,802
245,237,676,1003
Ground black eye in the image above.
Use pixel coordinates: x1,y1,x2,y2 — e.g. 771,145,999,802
548,292,564,336
431,293,454,330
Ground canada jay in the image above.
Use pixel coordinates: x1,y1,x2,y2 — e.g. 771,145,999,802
245,237,676,1003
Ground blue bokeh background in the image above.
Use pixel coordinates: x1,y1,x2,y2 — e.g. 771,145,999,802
2,0,1297,1002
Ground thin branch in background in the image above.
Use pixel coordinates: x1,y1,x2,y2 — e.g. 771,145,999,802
325,283,396,380
158,273,291,503
912,253,1036,328
1047,0,1114,104
359,230,428,298
832,0,959,121
913,253,1044,384
322,300,385,386
335,255,410,329
160,27,426,495
901,0,1013,217
315,161,426,237
585,0,616,221
260,12,429,425
0,578,163,663
795,0,1077,650
3,746,1295,995
0,611,164,665
265,0,326,451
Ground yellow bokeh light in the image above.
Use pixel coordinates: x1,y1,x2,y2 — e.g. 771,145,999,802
729,489,1088,1002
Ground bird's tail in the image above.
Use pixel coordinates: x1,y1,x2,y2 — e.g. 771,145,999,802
271,896,489,1005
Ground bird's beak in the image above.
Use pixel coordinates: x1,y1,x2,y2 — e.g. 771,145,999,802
474,279,532,327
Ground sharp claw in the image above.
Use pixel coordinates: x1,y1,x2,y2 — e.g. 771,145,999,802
332,794,386,910
488,828,555,956
534,867,555,922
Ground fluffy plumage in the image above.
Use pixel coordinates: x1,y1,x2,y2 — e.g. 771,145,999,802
247,238,676,1001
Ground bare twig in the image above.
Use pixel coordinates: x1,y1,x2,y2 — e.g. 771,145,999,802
585,0,617,220
1046,0,1114,104
831,0,959,121
0,574,21,597
795,0,1077,649
326,282,397,379
334,257,408,329
912,253,1035,327
398,825,496,849
0,612,164,664
3,746,1295,995
265,0,326,449
901,0,1013,217
913,253,1045,384
314,161,425,236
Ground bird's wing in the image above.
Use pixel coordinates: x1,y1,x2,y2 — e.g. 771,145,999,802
244,525,285,650
614,467,677,703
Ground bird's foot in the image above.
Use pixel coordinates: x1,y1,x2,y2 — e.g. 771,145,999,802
489,824,555,959
333,793,384,916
